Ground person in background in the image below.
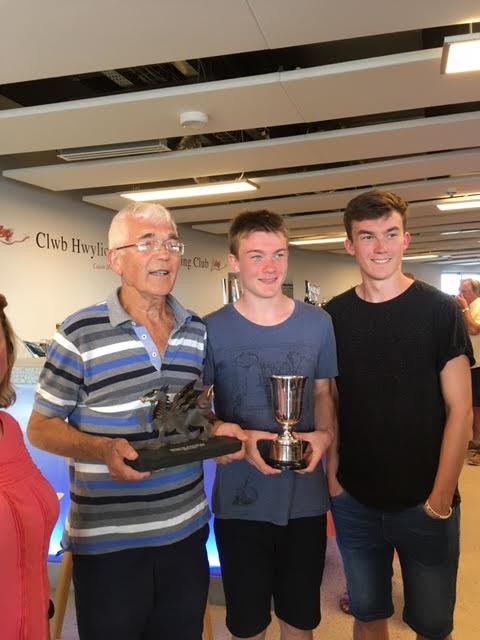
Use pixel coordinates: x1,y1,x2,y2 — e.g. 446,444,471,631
455,278,480,465
325,189,473,640
0,293,59,640
27,203,244,640
204,210,337,640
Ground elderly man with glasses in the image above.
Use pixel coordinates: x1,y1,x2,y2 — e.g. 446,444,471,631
27,202,243,640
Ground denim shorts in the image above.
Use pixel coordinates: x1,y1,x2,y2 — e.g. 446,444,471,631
330,490,460,640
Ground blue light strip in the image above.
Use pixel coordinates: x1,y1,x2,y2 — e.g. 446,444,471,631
11,384,221,569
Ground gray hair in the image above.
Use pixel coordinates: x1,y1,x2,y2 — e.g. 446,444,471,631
108,202,177,249
471,279,480,297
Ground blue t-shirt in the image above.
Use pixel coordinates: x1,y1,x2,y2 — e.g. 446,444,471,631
203,301,338,525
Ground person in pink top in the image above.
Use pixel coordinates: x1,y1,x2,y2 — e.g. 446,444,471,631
0,293,59,640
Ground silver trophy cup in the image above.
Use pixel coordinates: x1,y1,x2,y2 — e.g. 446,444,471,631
268,375,307,470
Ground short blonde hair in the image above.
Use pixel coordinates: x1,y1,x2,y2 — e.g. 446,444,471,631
108,202,177,249
228,209,288,257
0,294,16,408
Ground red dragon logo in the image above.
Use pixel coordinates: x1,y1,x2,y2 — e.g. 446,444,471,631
210,257,227,271
0,225,30,245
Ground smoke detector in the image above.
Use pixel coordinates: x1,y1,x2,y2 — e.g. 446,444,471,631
179,111,209,130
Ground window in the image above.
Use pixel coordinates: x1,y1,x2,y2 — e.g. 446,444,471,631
440,272,480,295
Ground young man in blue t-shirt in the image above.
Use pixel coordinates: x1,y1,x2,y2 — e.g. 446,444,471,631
204,210,337,640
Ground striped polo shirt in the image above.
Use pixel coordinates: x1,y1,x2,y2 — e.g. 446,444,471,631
33,289,209,555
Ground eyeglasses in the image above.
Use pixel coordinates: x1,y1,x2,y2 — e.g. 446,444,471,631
114,238,185,255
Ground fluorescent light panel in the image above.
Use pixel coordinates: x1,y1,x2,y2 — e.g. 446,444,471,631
120,180,258,202
403,254,439,261
57,139,170,161
436,197,480,211
440,228,480,236
441,32,480,74
289,236,347,246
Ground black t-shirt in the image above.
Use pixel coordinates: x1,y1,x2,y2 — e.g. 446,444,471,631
325,280,474,509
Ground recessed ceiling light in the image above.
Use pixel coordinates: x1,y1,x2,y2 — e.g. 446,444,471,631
441,32,480,74
440,228,480,235
289,236,347,246
402,254,439,261
436,197,480,211
120,180,258,202
57,139,170,161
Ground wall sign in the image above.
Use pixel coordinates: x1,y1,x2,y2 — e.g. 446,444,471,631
0,224,29,245
181,255,227,271
1,222,227,274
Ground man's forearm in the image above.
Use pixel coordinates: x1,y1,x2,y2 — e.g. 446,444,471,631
27,411,112,462
320,379,338,474
313,382,335,435
462,308,480,335
429,406,472,508
430,354,473,512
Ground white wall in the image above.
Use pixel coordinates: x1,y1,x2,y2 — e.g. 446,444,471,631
175,227,361,314
172,225,232,315
2,172,459,341
409,263,480,290
0,176,118,339
286,247,358,302
0,174,360,339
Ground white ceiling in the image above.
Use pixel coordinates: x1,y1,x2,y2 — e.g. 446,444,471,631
3,50,480,156
2,0,480,265
2,1,478,84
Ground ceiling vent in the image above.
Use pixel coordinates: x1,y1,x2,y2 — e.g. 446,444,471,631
57,139,171,162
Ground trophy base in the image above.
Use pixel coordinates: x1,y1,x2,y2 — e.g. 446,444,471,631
126,436,242,472
266,438,307,471
266,457,307,471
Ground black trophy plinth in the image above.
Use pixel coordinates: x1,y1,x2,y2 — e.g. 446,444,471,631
124,381,242,472
259,437,307,470
127,436,242,471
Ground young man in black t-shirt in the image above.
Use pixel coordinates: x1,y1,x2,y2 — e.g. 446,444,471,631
325,190,473,640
